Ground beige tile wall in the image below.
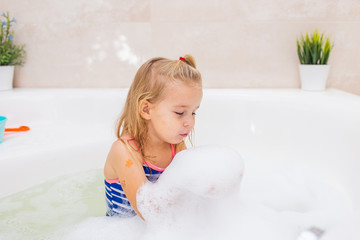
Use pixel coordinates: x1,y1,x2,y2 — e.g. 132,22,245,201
3,0,360,95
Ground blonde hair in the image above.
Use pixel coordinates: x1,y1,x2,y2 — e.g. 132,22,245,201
116,54,202,158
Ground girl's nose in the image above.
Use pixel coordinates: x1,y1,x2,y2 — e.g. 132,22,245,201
183,115,195,128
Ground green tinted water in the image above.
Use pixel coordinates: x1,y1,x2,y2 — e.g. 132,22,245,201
0,169,106,240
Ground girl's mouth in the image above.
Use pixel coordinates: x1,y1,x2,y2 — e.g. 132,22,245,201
180,133,188,137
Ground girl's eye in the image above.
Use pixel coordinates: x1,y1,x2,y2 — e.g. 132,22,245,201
175,112,184,115
192,112,197,116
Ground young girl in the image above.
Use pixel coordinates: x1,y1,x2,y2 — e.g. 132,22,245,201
104,55,203,220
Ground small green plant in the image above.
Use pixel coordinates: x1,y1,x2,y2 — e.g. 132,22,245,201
0,11,26,66
296,29,333,65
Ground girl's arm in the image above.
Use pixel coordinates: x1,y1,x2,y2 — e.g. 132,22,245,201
106,140,147,220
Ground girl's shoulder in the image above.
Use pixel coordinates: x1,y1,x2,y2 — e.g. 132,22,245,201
111,137,140,156
110,139,129,155
104,138,144,179
108,138,143,165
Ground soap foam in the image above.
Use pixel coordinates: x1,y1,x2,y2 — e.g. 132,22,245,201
63,145,351,240
137,145,244,222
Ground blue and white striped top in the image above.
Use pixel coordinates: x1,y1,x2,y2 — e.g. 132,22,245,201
105,137,175,217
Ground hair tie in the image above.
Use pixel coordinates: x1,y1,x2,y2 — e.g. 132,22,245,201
179,57,186,62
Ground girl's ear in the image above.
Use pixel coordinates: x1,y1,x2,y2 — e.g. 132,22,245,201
139,100,152,120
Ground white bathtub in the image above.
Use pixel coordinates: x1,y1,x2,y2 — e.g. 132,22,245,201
1,88,360,238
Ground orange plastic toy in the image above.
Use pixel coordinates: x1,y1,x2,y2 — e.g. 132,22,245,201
5,126,30,132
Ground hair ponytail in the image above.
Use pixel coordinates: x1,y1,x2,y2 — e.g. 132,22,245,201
182,54,197,69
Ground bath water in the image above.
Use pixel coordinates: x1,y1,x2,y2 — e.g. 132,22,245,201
0,169,105,240
0,146,352,240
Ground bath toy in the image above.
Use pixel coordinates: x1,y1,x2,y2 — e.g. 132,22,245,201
5,126,30,132
0,116,7,143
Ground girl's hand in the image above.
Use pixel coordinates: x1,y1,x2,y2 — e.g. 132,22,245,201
136,182,183,221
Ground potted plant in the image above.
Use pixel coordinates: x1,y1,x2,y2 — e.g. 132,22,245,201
296,29,333,91
0,11,26,90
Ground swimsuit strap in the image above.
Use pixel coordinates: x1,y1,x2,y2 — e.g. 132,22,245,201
120,136,142,154
170,144,175,158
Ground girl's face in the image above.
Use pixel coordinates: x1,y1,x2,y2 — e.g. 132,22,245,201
147,81,203,145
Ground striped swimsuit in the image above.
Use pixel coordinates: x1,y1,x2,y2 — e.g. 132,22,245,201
105,136,175,217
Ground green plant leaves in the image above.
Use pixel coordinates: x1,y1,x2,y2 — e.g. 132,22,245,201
296,29,333,65
0,11,26,66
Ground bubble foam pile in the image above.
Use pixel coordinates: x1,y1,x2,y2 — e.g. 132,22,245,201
64,145,350,240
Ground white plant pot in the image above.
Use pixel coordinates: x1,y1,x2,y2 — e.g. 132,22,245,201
299,64,330,91
0,66,15,90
